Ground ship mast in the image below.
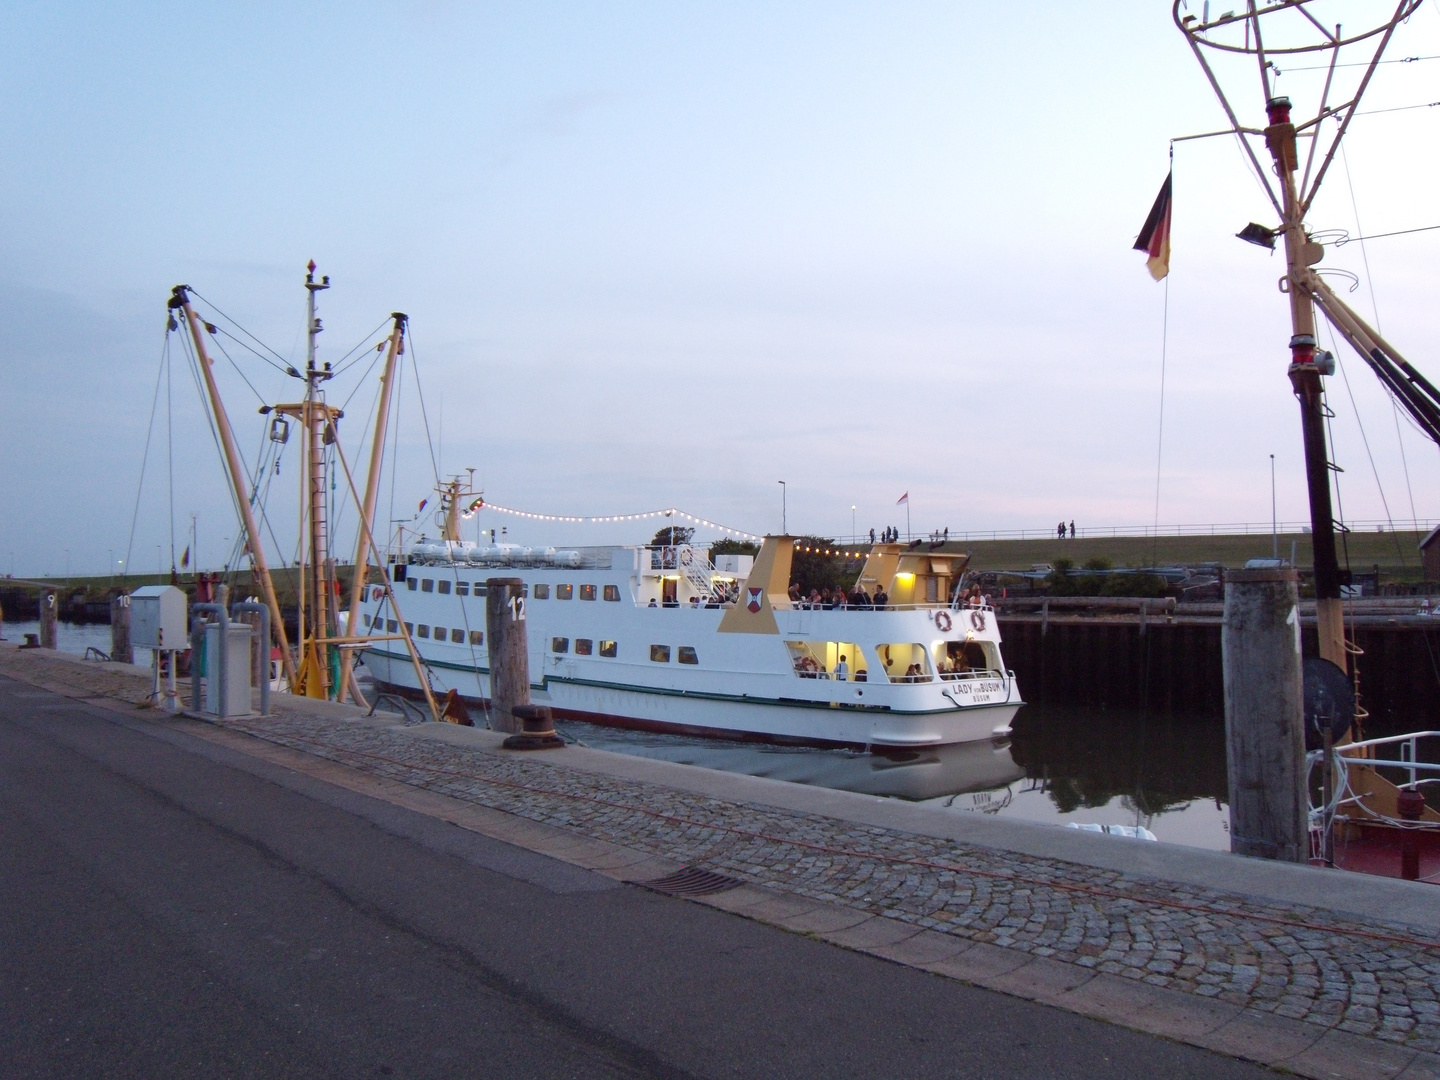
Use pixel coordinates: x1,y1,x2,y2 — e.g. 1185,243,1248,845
1174,0,1426,675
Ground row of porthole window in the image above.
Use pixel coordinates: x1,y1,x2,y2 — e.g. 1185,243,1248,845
362,613,484,646
402,579,621,602
550,637,698,665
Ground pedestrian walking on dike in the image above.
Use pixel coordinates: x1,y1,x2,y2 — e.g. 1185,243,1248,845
1069,520,1076,538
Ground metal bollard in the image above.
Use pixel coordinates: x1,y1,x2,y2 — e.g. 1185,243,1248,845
1398,788,1426,881
502,704,564,750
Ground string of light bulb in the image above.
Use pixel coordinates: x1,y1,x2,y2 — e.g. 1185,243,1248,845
474,503,763,541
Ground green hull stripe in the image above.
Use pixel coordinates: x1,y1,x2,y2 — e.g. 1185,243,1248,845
360,647,1016,718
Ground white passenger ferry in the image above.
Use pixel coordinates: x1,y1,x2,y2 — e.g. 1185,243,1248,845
358,533,1022,747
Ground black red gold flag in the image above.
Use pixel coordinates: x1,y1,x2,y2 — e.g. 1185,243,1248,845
1133,172,1172,281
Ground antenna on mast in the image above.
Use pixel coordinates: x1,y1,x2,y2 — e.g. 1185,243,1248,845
1172,0,1428,675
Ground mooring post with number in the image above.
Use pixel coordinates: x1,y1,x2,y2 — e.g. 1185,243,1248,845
39,588,58,649
1222,566,1308,862
485,577,529,734
110,594,133,665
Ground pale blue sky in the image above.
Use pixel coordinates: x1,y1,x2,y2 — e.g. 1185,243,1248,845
3,1,1439,576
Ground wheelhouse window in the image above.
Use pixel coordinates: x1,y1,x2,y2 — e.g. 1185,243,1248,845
455,581,469,596
438,579,451,594
469,630,484,646
421,579,434,593
599,640,617,657
678,646,699,665
650,644,671,663
580,584,597,601
575,638,594,656
552,637,569,653
603,584,621,602
556,584,574,600
532,584,550,599
450,628,465,644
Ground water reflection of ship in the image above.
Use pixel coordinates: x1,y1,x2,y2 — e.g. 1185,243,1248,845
557,723,1026,802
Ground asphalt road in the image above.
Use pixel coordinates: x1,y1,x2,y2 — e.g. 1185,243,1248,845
0,674,1275,1079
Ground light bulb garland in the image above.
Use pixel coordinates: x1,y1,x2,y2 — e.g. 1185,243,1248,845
474,503,763,542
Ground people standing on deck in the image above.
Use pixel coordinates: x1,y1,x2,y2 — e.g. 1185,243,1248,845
835,654,849,681
873,587,888,610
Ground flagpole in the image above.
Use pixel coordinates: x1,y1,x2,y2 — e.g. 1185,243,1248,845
906,500,911,542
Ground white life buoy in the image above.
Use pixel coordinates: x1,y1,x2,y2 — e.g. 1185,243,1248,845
934,610,952,632
969,609,986,632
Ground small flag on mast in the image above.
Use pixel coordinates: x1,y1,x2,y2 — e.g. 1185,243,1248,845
896,492,909,505
180,546,190,569
417,498,428,513
1133,172,1172,281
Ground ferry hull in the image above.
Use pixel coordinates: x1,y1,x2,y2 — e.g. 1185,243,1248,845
363,649,1017,748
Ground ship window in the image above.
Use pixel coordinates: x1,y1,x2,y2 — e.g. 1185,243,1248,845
877,642,933,683
533,584,550,599
450,628,464,643
387,620,398,633
469,630,484,646
438,579,451,595
422,579,434,593
603,584,621,602
391,563,407,582
556,584,573,600
599,640,617,657
407,578,418,591
575,638,594,656
456,581,469,596
552,637,569,653
580,584,597,601
678,646,699,665
362,614,370,626
433,626,446,640
650,644,671,663
404,622,413,634
417,625,430,638
474,584,488,596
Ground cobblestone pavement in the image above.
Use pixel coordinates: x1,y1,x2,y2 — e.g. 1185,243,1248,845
6,647,1440,1057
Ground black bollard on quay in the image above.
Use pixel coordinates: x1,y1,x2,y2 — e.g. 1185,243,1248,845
502,703,564,751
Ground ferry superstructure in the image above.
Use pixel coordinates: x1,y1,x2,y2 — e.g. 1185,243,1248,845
358,534,1021,747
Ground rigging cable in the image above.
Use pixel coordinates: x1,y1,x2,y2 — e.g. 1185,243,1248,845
404,326,444,487
1340,142,1419,531
167,325,177,573
123,328,172,580
1150,144,1174,568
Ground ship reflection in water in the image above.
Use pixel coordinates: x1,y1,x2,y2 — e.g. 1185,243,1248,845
557,704,1232,851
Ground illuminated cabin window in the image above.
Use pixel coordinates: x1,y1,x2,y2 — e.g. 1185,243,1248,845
455,581,469,596
552,637,569,653
416,625,430,638
556,584,574,600
469,630,484,646
650,644,671,663
678,646,699,665
387,620,398,632
603,585,621,602
580,584,597,601
575,638,594,655
407,578,418,591
532,584,550,599
438,580,451,595
599,640,617,657
450,628,464,644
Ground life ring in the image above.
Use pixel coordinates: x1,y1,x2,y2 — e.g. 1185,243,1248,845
934,610,952,633
969,610,986,632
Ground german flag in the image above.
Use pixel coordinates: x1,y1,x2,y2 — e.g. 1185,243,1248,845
1133,172,1172,281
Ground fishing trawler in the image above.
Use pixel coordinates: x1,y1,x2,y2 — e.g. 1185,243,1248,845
358,492,1021,747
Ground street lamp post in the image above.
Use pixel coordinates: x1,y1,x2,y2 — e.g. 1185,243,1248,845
851,505,856,542
778,481,787,535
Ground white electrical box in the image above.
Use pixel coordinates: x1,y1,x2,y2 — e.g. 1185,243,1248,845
130,585,188,650
204,623,254,717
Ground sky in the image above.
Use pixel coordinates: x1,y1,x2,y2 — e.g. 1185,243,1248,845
3,1,1439,577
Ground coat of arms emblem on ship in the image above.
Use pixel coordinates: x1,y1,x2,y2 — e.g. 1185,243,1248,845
746,588,764,614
